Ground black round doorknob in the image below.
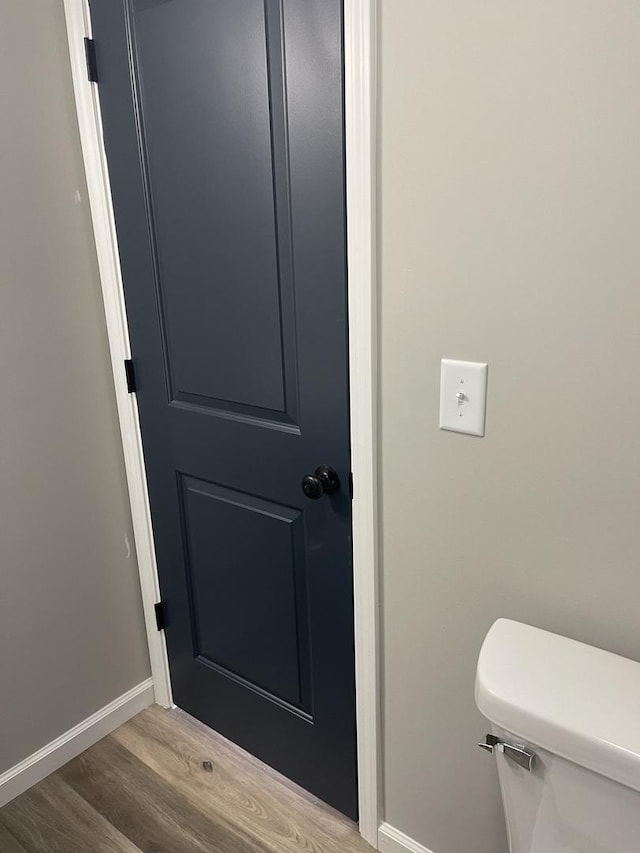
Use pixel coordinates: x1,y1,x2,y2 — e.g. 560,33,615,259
301,465,340,500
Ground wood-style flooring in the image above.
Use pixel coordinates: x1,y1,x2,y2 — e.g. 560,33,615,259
0,706,374,853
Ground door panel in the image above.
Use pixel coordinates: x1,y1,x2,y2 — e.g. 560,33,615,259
91,0,357,819
179,475,312,713
133,0,293,416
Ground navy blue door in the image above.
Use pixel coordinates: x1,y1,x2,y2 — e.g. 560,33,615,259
90,0,356,819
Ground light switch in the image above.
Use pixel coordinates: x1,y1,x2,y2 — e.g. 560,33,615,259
439,359,488,436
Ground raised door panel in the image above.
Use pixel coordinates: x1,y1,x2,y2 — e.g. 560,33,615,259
132,0,298,422
179,476,312,714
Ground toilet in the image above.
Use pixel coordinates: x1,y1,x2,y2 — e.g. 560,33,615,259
475,619,640,853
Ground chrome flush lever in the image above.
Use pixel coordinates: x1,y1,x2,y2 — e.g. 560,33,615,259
478,734,536,772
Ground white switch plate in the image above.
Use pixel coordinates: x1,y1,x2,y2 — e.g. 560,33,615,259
439,359,488,436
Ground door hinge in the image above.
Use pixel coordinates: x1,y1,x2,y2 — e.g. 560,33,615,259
124,359,136,393
154,601,166,631
348,472,354,499
84,37,98,83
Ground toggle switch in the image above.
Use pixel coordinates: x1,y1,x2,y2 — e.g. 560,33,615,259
439,359,488,436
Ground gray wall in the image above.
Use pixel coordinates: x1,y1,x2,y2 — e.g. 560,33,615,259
0,1,150,774
379,1,640,852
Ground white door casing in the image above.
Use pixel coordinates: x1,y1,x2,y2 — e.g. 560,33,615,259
63,0,379,843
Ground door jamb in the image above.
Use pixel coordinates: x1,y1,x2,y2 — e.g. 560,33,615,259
344,0,380,844
63,0,379,844
63,0,172,710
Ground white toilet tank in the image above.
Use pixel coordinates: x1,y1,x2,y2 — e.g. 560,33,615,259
476,619,640,853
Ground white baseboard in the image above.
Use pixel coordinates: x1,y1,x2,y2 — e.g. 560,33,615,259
0,678,154,807
378,822,437,853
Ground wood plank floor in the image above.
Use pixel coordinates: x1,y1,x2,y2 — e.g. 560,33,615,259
0,707,374,853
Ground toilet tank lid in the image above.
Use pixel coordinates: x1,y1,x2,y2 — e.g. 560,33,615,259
476,619,640,793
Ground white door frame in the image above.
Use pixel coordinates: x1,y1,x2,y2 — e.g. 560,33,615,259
63,0,379,844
